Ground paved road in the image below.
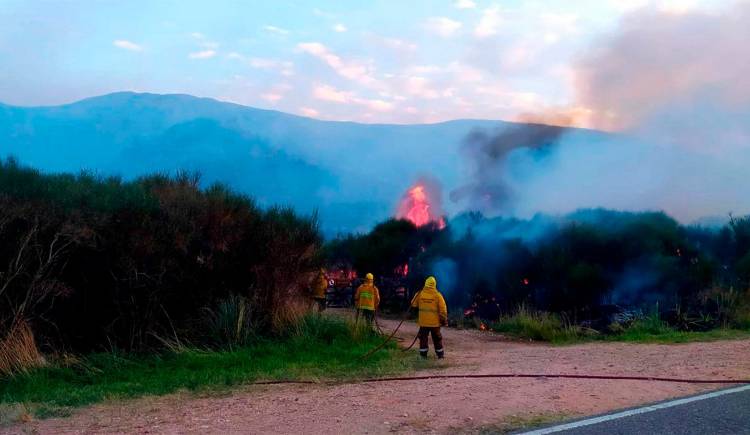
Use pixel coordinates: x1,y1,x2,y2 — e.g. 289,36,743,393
519,384,750,435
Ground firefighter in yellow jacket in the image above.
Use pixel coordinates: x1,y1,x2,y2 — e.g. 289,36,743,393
311,269,328,312
354,273,380,324
411,276,448,358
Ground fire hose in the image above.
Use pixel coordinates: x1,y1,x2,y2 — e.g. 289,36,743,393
249,373,750,386
359,314,414,360
359,290,423,360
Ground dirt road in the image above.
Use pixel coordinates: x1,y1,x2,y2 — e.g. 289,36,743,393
6,313,750,434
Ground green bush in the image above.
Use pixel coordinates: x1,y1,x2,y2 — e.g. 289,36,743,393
0,158,322,352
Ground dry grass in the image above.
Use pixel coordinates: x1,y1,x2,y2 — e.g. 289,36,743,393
0,320,44,377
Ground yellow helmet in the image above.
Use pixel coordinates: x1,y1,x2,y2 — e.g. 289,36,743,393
424,276,437,289
365,272,374,281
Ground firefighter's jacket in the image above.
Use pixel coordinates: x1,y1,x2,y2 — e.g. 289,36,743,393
411,287,448,327
355,282,380,311
312,274,328,299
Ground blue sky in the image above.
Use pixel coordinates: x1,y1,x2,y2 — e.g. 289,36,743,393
0,0,731,124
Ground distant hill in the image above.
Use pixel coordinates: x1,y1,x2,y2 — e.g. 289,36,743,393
0,92,602,234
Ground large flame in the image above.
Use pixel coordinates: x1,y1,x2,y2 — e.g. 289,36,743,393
396,181,445,228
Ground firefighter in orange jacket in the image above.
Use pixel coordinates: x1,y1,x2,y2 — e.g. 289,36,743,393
411,276,448,358
311,269,328,312
354,273,380,324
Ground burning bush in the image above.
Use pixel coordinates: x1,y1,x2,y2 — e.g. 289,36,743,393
0,158,322,352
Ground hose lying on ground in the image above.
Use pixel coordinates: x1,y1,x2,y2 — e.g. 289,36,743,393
250,373,750,386
360,291,423,360
359,315,411,360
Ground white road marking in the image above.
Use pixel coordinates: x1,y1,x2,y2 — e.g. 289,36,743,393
518,384,750,434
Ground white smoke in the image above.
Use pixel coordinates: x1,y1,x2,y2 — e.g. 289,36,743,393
460,2,750,222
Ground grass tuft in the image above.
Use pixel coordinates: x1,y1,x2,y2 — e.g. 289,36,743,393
0,320,44,377
490,305,593,343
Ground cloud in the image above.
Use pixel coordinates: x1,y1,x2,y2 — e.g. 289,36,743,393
475,6,503,37
297,42,380,88
360,98,394,112
300,107,320,117
243,57,295,76
264,25,290,35
403,76,440,99
188,50,216,59
200,41,219,49
380,37,417,52
113,40,142,52
424,17,463,37
313,84,352,103
311,83,395,112
447,62,484,82
407,65,441,74
333,23,347,32
249,57,278,68
313,8,335,18
454,0,476,9
261,93,283,103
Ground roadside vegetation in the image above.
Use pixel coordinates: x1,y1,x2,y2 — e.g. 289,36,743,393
0,157,321,375
3,157,750,421
0,315,419,415
480,305,750,344
0,159,420,418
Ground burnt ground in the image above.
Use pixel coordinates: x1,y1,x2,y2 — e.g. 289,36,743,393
4,310,750,434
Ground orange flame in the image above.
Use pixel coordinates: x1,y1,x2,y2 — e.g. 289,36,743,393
397,182,445,228
394,263,409,277
479,322,487,331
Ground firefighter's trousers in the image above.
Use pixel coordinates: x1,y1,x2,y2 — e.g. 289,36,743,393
357,309,374,324
418,326,444,358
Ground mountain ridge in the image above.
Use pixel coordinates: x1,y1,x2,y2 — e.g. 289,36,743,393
0,92,607,234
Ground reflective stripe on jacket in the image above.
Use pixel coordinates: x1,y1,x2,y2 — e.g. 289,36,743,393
355,283,380,311
410,287,448,327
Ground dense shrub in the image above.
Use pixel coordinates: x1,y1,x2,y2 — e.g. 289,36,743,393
329,208,750,331
0,158,322,353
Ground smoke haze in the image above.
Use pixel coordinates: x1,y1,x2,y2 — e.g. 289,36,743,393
455,2,750,222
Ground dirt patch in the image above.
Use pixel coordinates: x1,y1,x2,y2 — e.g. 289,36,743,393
5,312,750,434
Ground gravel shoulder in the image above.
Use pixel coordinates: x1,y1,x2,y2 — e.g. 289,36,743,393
5,311,750,434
